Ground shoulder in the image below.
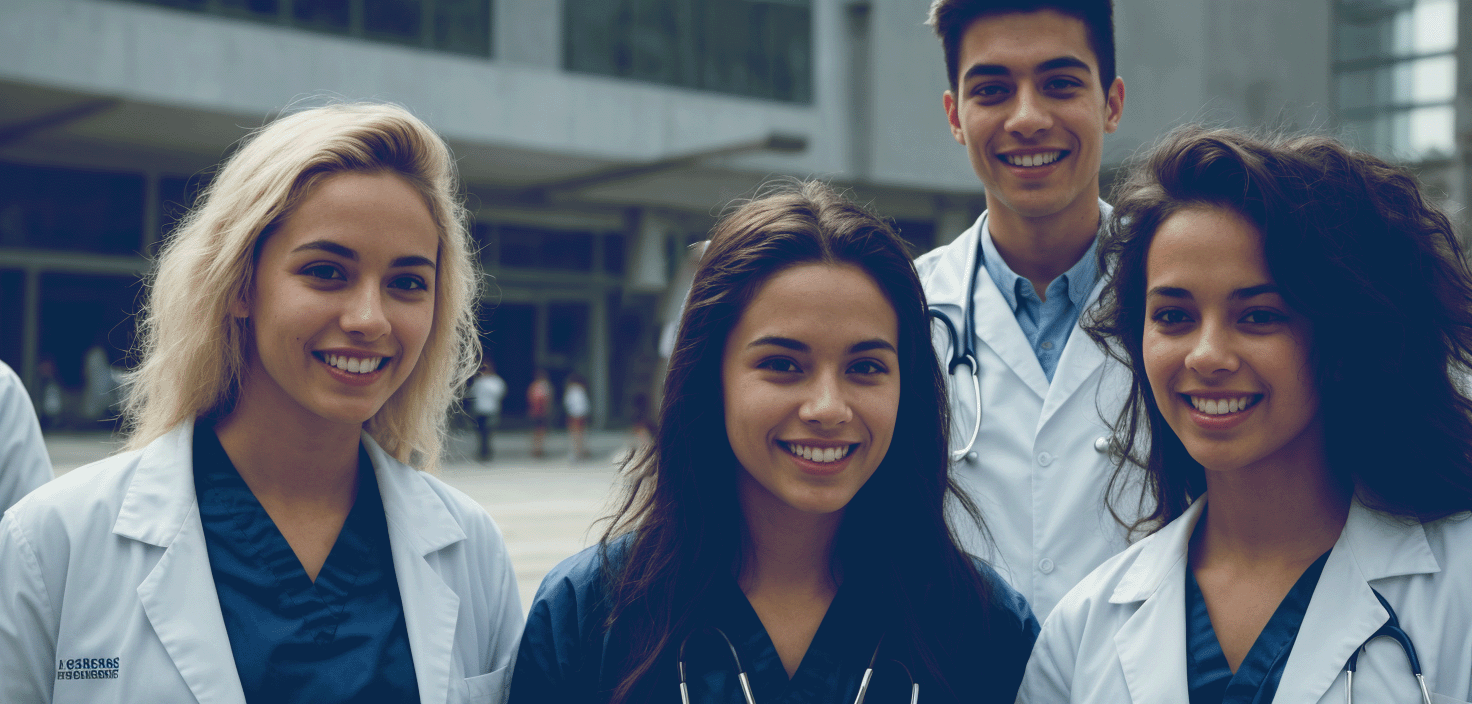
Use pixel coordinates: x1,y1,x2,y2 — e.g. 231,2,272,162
970,556,1041,639
5,445,149,540
391,464,509,551
914,223,974,282
536,535,628,602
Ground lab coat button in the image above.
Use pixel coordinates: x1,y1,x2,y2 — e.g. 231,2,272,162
1038,558,1055,574
1036,452,1053,466
966,451,978,462
1094,436,1111,453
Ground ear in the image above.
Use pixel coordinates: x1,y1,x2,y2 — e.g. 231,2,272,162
944,90,966,146
228,289,250,319
1104,76,1125,135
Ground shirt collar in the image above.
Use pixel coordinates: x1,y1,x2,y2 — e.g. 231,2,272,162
979,211,1105,312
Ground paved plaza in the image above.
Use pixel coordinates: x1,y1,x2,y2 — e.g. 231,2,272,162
42,427,635,615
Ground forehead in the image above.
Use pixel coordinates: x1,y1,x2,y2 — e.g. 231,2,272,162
957,9,1099,78
731,263,898,339
1146,207,1271,285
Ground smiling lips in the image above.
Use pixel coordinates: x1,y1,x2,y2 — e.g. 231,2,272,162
781,441,855,464
1188,395,1261,415
1002,150,1066,167
317,352,388,374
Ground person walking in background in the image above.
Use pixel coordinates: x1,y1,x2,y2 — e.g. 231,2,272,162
0,359,52,513
563,372,590,461
470,361,506,461
527,368,552,458
0,103,522,703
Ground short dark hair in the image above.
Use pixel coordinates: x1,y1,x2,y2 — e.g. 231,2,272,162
927,0,1116,95
1087,125,1472,536
599,180,999,703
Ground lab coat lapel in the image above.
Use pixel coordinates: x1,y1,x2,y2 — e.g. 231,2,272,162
367,436,467,704
115,422,246,704
965,221,1051,401
1110,500,1200,704
1273,499,1440,703
1038,276,1108,431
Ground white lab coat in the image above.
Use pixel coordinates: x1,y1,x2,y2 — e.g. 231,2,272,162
0,360,52,513
0,421,523,704
1017,497,1472,704
916,201,1140,619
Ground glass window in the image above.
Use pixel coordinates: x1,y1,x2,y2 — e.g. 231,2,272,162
565,0,813,103
116,0,491,57
1335,0,1457,162
496,224,596,271
0,163,144,255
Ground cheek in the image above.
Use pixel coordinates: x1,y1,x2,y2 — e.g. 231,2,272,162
1141,335,1178,405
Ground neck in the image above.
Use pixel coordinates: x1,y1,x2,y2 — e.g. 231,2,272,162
736,479,843,597
213,371,362,508
985,193,1100,296
1196,431,1349,567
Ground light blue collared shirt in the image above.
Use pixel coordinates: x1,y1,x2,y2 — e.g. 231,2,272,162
980,223,1101,382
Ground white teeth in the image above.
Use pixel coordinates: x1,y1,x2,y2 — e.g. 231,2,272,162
1190,396,1255,415
324,354,383,374
1006,151,1061,167
786,443,852,463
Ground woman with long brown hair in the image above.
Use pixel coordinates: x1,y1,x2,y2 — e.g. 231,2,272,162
510,181,1039,703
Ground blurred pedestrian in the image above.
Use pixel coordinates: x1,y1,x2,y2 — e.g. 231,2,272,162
470,361,506,461
563,372,590,461
0,360,51,513
527,369,552,458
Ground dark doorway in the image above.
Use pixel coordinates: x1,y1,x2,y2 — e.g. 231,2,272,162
482,301,535,420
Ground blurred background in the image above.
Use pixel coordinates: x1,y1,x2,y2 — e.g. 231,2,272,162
0,0,1461,431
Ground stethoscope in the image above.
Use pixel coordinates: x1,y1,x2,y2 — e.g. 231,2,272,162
1342,588,1431,704
676,627,917,704
927,212,1118,464
927,214,985,464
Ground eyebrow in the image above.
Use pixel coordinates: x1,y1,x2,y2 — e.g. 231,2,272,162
748,336,897,354
292,240,437,269
1147,284,1279,300
961,56,1092,83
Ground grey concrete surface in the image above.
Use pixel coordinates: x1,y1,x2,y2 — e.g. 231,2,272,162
42,428,638,616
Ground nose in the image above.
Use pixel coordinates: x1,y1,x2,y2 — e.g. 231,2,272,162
1185,319,1239,376
342,283,390,340
1005,85,1052,138
798,371,852,428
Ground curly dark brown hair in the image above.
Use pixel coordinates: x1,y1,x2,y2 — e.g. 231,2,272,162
1086,125,1472,537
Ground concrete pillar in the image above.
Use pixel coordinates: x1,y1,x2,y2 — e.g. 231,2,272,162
591,292,608,429
627,208,672,293
21,267,39,394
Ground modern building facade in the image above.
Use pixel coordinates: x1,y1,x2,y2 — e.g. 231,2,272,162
0,0,1460,430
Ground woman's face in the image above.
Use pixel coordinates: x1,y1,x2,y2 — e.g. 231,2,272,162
234,170,439,428
1142,206,1322,475
721,262,901,519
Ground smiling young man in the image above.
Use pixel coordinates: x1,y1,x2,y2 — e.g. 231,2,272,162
915,0,1135,620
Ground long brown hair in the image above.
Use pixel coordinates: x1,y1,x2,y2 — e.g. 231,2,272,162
1086,126,1472,537
599,180,993,703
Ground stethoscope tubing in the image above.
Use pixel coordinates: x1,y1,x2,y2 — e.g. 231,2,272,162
928,213,986,462
676,627,915,703
1342,588,1431,704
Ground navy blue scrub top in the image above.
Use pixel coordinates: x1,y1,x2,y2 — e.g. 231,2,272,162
509,538,1039,704
1185,549,1331,704
193,422,420,704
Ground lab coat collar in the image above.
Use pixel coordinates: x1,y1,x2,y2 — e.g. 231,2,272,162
930,211,1051,399
114,421,198,547
115,420,246,704
1109,496,1199,703
1274,497,1439,702
364,433,467,704
364,433,467,555
1107,495,1441,704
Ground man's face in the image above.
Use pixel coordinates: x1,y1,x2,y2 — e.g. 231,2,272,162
943,10,1124,222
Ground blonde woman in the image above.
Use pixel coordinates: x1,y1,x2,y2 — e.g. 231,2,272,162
0,104,521,704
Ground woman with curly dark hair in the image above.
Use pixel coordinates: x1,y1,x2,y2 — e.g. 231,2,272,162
1018,126,1472,703
510,180,1039,703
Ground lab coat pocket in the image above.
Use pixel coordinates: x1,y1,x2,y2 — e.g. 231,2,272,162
458,665,511,704
1431,694,1471,704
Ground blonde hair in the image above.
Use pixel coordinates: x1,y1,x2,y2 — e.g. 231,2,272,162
123,102,480,470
